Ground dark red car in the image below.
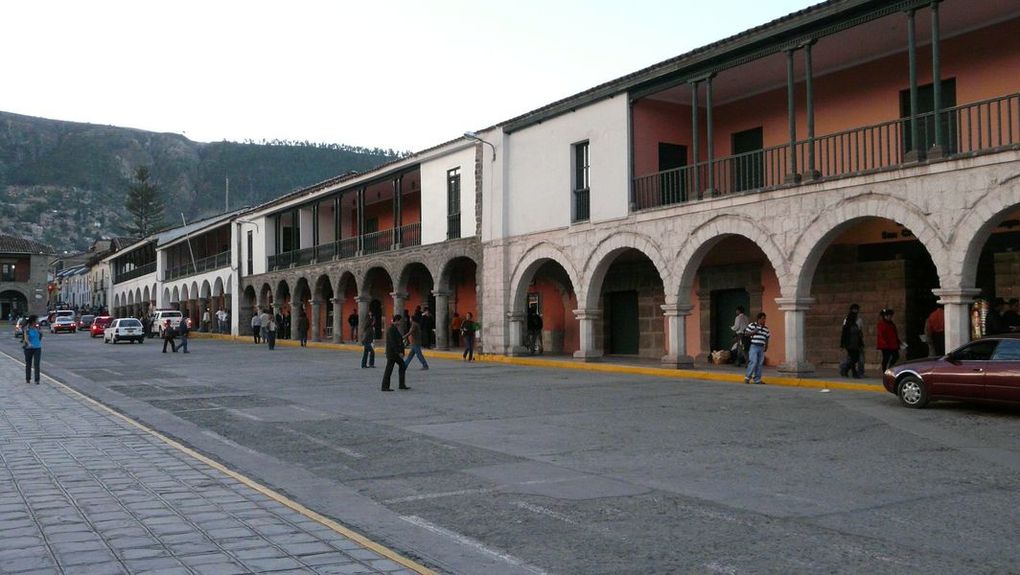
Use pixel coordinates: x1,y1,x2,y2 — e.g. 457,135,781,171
90,316,113,338
883,334,1020,408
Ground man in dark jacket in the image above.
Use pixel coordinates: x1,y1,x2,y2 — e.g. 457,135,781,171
381,315,409,391
177,317,190,353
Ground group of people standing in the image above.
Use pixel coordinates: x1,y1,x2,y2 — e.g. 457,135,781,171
839,304,906,378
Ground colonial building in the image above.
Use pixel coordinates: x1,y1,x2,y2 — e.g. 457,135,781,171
472,0,1020,374
0,234,52,318
236,139,481,346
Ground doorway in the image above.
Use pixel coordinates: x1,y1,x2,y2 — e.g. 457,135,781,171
658,143,688,204
732,127,764,192
607,290,640,355
711,289,750,352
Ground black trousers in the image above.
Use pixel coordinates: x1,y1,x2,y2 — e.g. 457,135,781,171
23,347,40,383
162,337,177,352
881,349,900,372
382,357,406,390
253,328,260,344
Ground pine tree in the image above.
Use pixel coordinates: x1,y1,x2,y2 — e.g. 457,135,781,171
123,166,165,237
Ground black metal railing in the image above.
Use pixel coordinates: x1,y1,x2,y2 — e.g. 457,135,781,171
294,245,316,266
164,250,231,281
114,262,156,284
633,91,1020,211
362,230,390,255
448,214,461,240
315,241,336,261
573,188,590,222
337,237,358,259
399,222,421,247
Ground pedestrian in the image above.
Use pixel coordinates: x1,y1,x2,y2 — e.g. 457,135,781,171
297,311,309,347
381,315,409,391
251,310,261,344
21,314,42,384
839,306,864,378
422,306,433,348
924,306,945,357
215,308,225,333
401,309,411,335
266,313,278,350
348,310,359,342
162,319,178,353
282,310,292,340
1005,298,1020,332
877,308,901,372
179,316,191,353
985,297,1008,335
141,314,152,339
743,312,770,385
202,307,211,332
260,307,272,344
403,316,429,370
526,308,543,355
450,312,462,347
461,311,478,362
731,305,750,367
361,314,376,368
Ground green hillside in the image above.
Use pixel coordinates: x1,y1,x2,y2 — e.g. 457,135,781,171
0,111,399,252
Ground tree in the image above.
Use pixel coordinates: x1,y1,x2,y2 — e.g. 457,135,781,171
123,166,165,237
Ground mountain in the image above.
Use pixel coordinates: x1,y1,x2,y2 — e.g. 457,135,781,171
0,111,400,253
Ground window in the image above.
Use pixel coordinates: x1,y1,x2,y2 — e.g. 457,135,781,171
992,340,1020,361
572,141,590,222
1,263,15,282
900,78,957,154
447,168,461,240
951,340,998,361
246,231,253,276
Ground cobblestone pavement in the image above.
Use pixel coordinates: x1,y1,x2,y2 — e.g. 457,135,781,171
0,356,425,575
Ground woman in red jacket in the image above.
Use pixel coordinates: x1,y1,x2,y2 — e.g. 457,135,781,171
877,308,901,372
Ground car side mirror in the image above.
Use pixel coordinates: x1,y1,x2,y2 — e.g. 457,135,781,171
944,354,960,365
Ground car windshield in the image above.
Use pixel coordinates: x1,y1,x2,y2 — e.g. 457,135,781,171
119,319,142,327
56,317,74,323
81,315,94,321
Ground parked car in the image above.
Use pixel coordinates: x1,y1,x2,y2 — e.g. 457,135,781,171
78,314,96,329
50,316,77,334
883,334,1020,408
150,310,183,337
12,317,26,338
90,316,113,338
104,318,145,344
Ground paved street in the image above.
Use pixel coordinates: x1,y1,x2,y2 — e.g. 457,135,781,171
3,331,1020,575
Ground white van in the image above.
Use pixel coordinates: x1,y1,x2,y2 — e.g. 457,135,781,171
150,310,183,337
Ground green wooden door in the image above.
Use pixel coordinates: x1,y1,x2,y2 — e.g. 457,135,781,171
608,291,640,355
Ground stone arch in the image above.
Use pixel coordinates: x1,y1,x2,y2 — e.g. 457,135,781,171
200,279,212,299
181,284,190,302
163,287,171,305
395,260,436,294
128,291,135,306
336,270,358,297
259,283,273,307
213,276,224,297
314,274,333,301
951,185,1020,287
190,281,200,303
438,255,480,291
293,277,312,302
674,215,788,302
172,286,180,303
789,194,948,298
509,242,581,316
359,266,395,299
143,285,150,305
578,231,671,310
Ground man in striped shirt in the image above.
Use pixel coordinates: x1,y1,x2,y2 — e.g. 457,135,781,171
744,312,770,385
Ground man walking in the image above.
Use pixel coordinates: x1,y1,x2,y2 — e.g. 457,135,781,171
202,307,211,332
251,310,261,344
162,319,178,353
21,314,42,384
178,316,190,353
296,311,309,347
839,304,866,377
381,315,409,391
348,310,359,342
744,312,770,385
461,312,478,362
404,316,429,370
361,314,376,368
731,306,750,367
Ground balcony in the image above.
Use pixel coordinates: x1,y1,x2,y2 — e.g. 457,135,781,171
114,262,156,284
164,250,232,282
267,223,424,272
633,92,1020,211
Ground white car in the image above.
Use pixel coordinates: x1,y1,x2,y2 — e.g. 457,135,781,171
150,310,183,337
104,318,146,344
49,316,77,334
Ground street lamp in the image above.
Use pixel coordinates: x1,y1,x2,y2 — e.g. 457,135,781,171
464,131,496,161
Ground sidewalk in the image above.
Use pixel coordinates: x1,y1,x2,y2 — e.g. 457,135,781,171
195,332,886,394
0,353,431,575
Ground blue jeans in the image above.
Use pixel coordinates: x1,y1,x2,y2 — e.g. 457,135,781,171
361,342,375,367
179,334,188,352
404,344,428,369
745,344,765,383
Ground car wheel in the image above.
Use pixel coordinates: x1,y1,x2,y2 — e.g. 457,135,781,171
897,375,929,409
113,336,119,344
138,338,145,344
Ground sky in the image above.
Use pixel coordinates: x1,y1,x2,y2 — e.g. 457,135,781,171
4,1,817,152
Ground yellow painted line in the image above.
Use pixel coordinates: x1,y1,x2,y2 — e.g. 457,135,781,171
0,350,436,575
194,332,884,394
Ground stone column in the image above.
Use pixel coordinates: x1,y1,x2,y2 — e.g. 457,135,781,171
311,299,321,342
507,311,527,356
933,288,980,352
776,297,815,376
661,304,694,368
290,301,302,340
391,291,408,319
573,309,603,362
331,297,343,343
433,290,451,350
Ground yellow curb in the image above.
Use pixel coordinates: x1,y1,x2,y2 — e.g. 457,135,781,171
192,332,884,394
0,350,436,575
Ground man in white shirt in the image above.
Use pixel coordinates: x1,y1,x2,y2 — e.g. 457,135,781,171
731,306,750,367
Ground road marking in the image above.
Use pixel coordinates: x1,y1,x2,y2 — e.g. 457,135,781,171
385,487,498,504
0,350,435,575
281,426,365,459
401,515,549,575
225,408,262,421
200,430,262,456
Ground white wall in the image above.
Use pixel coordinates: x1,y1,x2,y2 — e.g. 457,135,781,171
299,207,314,248
317,202,336,243
420,146,477,245
504,95,630,238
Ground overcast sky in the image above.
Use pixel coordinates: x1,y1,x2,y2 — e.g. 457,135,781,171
5,1,815,151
